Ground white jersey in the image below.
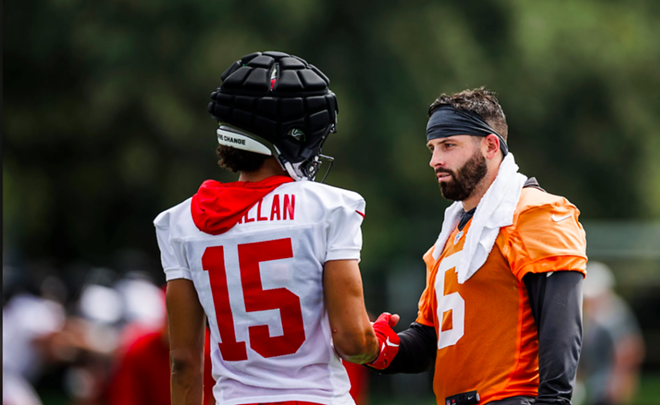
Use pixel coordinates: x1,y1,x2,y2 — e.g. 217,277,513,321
154,180,365,405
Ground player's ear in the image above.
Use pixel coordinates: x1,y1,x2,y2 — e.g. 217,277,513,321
483,134,501,158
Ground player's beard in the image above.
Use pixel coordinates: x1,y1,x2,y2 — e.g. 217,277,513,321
436,149,488,202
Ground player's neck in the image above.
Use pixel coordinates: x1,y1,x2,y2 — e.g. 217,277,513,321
238,157,290,182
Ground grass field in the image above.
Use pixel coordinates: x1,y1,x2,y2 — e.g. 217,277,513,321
632,374,660,405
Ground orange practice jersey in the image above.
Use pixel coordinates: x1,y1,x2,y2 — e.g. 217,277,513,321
416,188,587,404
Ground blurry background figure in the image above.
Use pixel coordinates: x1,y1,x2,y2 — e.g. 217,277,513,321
106,286,215,405
65,269,177,404
2,265,67,405
61,267,130,405
578,262,646,405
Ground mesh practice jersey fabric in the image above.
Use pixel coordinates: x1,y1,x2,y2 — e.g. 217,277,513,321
416,188,587,404
154,180,365,405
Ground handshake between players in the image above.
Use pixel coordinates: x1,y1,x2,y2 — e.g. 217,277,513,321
157,50,587,405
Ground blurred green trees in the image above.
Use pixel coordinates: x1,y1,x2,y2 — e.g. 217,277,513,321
4,0,660,273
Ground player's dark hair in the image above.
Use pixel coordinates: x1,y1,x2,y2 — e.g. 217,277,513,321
216,145,268,173
428,86,508,141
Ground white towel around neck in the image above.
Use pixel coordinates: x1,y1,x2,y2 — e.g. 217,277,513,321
432,153,527,283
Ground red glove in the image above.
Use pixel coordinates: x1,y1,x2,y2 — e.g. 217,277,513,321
366,312,400,370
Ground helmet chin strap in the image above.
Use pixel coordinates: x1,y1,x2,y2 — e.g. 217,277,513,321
275,148,334,182
282,160,307,182
273,145,311,181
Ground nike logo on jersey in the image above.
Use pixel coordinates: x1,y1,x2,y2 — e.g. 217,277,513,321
386,337,399,348
453,230,464,245
551,213,571,222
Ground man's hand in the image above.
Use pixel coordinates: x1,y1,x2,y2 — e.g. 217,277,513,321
366,312,400,370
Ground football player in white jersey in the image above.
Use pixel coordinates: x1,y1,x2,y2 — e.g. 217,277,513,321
154,52,395,405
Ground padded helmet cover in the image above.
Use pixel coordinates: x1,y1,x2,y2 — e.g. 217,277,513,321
208,51,338,164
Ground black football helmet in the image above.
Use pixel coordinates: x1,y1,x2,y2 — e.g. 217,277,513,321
208,51,338,181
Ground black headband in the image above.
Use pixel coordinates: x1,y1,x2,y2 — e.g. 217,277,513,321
426,105,508,156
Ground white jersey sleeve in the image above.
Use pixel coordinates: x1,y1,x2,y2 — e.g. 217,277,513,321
154,200,193,281
153,181,364,405
325,196,365,262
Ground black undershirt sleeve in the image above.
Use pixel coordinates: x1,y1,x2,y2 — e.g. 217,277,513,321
523,271,584,405
372,321,437,374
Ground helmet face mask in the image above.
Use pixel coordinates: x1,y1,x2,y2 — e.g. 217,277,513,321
278,149,335,183
208,51,338,181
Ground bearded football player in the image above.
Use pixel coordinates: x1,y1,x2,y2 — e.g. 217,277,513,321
367,87,587,405
155,52,385,405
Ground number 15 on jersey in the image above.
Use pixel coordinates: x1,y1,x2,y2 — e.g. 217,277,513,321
202,238,306,361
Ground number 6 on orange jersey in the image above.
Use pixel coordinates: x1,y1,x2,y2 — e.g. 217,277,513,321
435,251,465,349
